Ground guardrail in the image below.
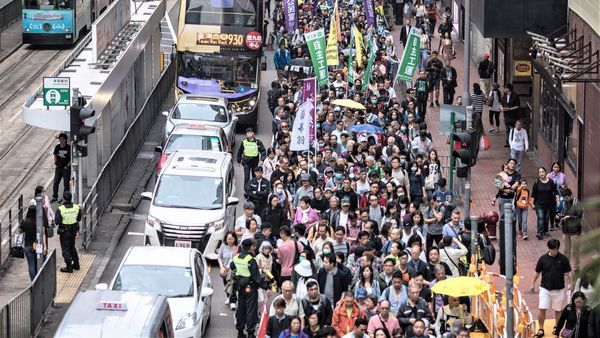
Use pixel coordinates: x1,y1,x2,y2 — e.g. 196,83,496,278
0,0,21,32
80,59,175,249
0,195,23,270
0,249,57,338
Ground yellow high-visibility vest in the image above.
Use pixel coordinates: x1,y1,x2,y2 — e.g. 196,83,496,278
242,139,259,157
58,204,80,225
232,254,253,277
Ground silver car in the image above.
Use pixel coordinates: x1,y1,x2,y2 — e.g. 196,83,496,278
163,95,237,147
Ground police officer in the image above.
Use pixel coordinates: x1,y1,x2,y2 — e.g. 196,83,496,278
54,192,81,273
244,166,270,212
237,128,266,184
230,238,267,338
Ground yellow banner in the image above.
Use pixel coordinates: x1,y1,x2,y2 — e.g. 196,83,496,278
326,3,339,66
354,26,364,68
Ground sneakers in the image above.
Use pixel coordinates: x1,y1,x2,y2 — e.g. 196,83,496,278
50,197,58,203
549,224,557,231
230,302,237,311
225,298,230,305
536,234,543,240
518,231,523,238
60,267,73,273
523,233,529,240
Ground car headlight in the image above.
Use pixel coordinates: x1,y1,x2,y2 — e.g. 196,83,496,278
147,215,162,230
208,220,225,231
248,96,257,107
176,312,197,330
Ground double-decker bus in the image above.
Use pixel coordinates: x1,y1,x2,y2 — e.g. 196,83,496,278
22,0,111,45
177,0,264,126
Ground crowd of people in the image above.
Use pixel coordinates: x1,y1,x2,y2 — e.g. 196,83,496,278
220,0,595,338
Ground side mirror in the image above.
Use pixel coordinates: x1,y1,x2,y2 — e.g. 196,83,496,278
227,197,239,206
161,111,169,117
95,283,109,290
141,192,153,200
200,287,214,298
154,146,163,153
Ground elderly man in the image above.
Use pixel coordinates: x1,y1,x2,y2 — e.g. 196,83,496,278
398,284,434,337
367,299,400,337
269,280,305,328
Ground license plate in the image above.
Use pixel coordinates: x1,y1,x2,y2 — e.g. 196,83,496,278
174,240,192,248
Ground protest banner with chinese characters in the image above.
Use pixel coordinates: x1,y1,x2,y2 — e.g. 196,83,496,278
362,37,377,91
290,101,313,151
326,1,339,66
365,0,375,28
395,27,421,83
283,0,297,34
305,29,328,87
301,77,317,143
347,26,355,83
353,26,364,67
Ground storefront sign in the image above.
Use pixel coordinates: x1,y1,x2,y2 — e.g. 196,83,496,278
514,60,532,76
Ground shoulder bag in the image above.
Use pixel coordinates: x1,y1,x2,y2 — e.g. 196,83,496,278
10,233,24,259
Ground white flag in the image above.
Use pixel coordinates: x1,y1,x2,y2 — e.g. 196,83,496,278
290,101,312,151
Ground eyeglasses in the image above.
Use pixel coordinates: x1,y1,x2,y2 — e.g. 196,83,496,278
281,125,289,128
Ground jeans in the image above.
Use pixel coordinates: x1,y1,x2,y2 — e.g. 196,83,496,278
516,207,528,234
24,245,37,281
420,49,430,70
52,166,70,199
510,149,524,172
489,110,500,128
535,205,551,235
443,87,455,104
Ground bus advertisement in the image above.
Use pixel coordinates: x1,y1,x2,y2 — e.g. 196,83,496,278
177,0,264,126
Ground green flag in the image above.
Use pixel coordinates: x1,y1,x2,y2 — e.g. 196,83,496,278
305,29,329,87
347,26,355,84
362,37,376,92
395,27,421,83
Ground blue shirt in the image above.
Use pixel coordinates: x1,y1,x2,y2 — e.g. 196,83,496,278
379,284,408,316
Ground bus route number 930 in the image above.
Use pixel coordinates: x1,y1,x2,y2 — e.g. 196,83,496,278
196,33,244,47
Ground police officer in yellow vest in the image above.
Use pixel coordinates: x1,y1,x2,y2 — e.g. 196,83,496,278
237,128,266,185
230,238,267,338
54,192,81,273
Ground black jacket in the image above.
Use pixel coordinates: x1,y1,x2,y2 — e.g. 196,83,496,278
478,59,494,79
589,305,600,338
397,298,434,336
441,67,458,89
261,206,288,237
316,267,350,304
302,294,333,326
556,304,591,338
245,177,270,204
400,25,412,46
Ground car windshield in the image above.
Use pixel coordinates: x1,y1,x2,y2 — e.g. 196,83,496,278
172,103,228,122
113,265,193,297
177,53,258,91
154,175,223,209
24,0,73,9
165,134,223,152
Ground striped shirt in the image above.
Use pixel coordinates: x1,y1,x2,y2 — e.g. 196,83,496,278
470,93,486,113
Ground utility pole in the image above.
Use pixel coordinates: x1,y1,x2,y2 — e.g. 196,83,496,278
35,195,44,274
464,105,473,218
71,88,80,205
463,0,471,107
504,202,515,338
449,111,455,193
470,215,479,274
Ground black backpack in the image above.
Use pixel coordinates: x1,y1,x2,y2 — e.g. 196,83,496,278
480,235,496,265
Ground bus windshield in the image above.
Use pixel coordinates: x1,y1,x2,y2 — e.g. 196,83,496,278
177,52,257,92
24,0,73,10
184,0,256,27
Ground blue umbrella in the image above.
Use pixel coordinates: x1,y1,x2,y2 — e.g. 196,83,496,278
350,124,384,134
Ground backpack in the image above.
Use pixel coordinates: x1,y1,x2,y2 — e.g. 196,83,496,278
487,91,495,107
416,79,428,95
515,188,530,209
480,235,496,265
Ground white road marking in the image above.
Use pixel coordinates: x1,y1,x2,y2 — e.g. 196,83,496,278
219,313,228,316
127,232,145,236
129,214,147,221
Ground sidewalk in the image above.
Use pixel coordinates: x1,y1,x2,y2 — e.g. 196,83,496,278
389,19,561,328
0,18,23,61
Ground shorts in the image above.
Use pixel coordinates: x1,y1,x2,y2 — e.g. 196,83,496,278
430,78,440,91
539,287,566,312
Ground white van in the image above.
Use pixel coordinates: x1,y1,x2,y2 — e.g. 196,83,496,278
54,290,174,338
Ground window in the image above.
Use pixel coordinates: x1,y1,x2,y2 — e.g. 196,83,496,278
565,115,578,172
184,0,256,26
539,79,560,156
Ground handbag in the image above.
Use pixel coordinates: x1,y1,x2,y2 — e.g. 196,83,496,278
479,135,490,151
424,175,435,190
560,329,573,338
45,224,54,238
10,233,24,259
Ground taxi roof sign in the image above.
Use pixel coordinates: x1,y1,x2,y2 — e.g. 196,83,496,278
96,301,128,311
187,124,206,129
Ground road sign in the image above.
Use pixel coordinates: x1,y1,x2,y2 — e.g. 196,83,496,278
43,77,70,106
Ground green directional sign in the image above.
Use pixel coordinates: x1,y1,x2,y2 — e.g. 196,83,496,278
43,77,70,106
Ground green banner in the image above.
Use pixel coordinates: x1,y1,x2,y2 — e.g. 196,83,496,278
305,29,328,87
362,37,376,91
396,27,421,82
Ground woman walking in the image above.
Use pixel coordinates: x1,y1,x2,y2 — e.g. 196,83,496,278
555,291,591,338
488,83,501,133
19,205,46,281
531,167,559,240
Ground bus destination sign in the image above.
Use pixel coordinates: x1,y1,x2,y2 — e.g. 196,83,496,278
196,33,244,47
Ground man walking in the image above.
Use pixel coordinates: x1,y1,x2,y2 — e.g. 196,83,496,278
441,60,457,104
530,239,573,338
508,120,529,172
51,133,71,203
54,192,81,273
273,42,290,71
426,51,443,107
245,166,270,212
478,53,494,96
237,128,266,184
500,83,520,147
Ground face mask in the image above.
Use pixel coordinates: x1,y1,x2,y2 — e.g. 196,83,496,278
276,188,284,194
299,256,305,262
411,167,417,172
371,99,378,104
323,249,332,255
400,203,407,208
335,173,343,179
401,126,407,132
400,159,406,164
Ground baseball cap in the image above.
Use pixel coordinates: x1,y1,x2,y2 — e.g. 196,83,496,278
301,173,311,181
341,199,351,206
254,166,263,172
245,127,254,133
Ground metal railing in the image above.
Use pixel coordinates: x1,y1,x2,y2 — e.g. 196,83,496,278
0,195,23,270
80,60,175,249
0,249,56,338
0,0,21,32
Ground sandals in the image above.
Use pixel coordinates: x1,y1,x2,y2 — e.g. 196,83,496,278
534,329,544,337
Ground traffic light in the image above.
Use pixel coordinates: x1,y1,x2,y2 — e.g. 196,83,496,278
452,129,479,167
69,97,95,142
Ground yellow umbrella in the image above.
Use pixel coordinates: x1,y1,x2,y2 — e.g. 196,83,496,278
431,276,490,298
331,99,366,110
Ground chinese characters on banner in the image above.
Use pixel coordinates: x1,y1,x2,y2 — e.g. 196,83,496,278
305,29,328,87
301,77,317,144
353,26,364,68
326,1,339,66
395,28,421,83
283,0,297,34
290,101,313,151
